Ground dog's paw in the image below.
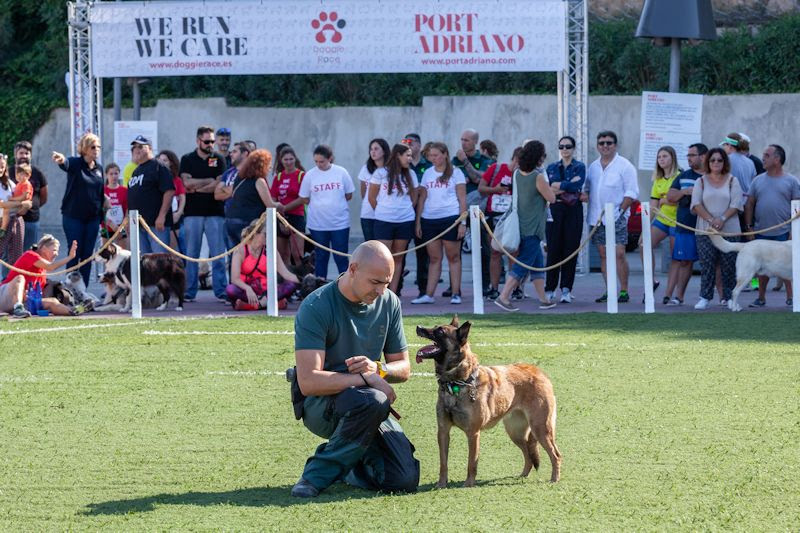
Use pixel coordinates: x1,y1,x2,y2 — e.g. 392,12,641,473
728,301,742,312
175,306,183,312
156,302,167,311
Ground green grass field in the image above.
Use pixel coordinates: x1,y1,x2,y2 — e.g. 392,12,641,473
1,313,799,531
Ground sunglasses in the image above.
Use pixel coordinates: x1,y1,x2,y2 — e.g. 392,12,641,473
709,158,724,163
200,139,215,145
558,144,574,150
597,141,615,146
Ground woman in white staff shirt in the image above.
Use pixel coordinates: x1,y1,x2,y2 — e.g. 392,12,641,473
299,144,354,278
358,138,390,243
412,142,467,305
369,143,419,294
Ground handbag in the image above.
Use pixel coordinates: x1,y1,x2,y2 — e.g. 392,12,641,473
557,164,579,206
491,171,520,253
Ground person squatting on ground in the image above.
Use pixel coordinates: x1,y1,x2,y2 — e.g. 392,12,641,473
743,144,800,308
544,136,585,304
642,145,680,303
52,133,104,287
368,143,419,295
300,144,354,278
291,240,419,498
412,142,467,305
584,130,639,304
493,140,557,312
180,126,229,302
225,217,298,311
690,147,744,310
664,143,707,305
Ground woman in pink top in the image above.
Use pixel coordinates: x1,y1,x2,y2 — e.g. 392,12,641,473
270,146,307,267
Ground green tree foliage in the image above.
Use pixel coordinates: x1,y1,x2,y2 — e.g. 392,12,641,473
1,9,799,152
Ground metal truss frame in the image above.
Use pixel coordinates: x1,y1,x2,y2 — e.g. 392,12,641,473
67,1,103,157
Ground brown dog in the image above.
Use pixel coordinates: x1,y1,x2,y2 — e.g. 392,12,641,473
416,316,561,486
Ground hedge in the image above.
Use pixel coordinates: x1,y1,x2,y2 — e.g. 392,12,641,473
1,7,799,153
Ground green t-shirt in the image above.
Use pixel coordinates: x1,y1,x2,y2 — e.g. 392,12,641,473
410,156,431,181
453,153,493,194
294,278,407,373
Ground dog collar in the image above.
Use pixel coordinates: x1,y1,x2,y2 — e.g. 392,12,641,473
438,370,479,401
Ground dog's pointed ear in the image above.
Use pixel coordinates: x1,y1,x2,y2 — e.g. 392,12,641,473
456,321,471,346
450,314,459,327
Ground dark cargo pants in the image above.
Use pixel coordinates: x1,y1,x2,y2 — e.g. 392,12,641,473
300,386,419,493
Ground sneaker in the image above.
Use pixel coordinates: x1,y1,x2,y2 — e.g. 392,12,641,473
183,295,196,302
653,280,660,292
234,299,258,311
539,300,557,310
667,297,683,306
749,298,766,308
560,289,573,304
719,299,728,307
511,288,525,301
216,295,229,304
787,298,793,306
411,294,435,304
662,296,670,305
618,290,629,303
70,303,89,316
485,288,500,301
545,291,554,302
450,294,462,304
494,298,518,312
694,298,710,310
750,278,759,290
291,478,320,498
442,287,453,298
11,304,31,319
595,293,608,303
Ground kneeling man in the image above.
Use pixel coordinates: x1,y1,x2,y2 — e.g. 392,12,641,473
292,241,419,497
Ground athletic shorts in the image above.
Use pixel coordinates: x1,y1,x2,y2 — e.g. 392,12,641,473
373,219,414,241
280,213,306,236
672,231,698,261
420,215,461,243
652,218,676,237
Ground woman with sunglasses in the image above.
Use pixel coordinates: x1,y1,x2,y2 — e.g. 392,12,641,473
51,133,105,286
544,136,586,303
690,147,743,310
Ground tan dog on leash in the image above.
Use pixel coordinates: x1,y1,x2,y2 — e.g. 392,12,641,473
416,316,561,486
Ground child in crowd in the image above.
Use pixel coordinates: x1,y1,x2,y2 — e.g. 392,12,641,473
102,163,128,247
0,163,33,239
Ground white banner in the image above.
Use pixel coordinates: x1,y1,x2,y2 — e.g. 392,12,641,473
638,91,704,171
89,1,566,77
114,121,159,171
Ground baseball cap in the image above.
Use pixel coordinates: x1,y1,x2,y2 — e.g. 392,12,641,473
130,135,152,146
216,127,231,136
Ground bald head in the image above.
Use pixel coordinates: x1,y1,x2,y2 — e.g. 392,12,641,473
460,129,479,154
351,240,393,270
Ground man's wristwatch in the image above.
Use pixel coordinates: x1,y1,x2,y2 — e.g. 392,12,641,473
376,362,388,379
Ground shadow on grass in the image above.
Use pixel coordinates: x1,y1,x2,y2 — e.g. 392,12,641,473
412,312,800,344
83,483,440,514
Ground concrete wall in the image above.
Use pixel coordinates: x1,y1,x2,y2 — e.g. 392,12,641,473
31,93,800,235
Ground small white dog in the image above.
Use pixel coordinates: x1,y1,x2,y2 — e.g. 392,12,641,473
63,271,100,304
709,234,792,312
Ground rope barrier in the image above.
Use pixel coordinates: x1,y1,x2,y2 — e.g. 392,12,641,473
650,205,800,237
0,216,128,278
480,211,603,272
138,213,267,263
275,211,468,258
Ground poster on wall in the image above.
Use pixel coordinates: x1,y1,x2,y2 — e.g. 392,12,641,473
89,0,566,77
638,91,704,171
114,121,158,172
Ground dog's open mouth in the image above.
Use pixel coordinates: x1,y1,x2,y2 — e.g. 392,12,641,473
416,344,442,364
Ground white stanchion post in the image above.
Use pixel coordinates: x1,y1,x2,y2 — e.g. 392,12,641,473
129,210,142,319
792,200,800,313
604,203,618,314
470,206,484,315
265,208,278,317
641,203,655,313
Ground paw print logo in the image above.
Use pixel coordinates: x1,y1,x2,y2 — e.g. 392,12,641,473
311,11,346,43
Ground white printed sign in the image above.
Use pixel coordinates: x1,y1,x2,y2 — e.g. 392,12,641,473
89,1,566,77
114,121,158,171
638,91,704,171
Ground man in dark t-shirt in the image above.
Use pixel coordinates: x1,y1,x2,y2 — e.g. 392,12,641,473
291,241,419,498
179,125,228,301
128,136,175,254
10,141,48,251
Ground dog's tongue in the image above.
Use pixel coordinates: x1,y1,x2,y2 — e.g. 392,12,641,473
416,345,439,364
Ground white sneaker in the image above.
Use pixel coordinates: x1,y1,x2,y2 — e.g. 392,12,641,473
560,290,573,303
545,291,554,302
694,298,710,310
450,294,462,305
411,294,435,304
719,299,728,307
